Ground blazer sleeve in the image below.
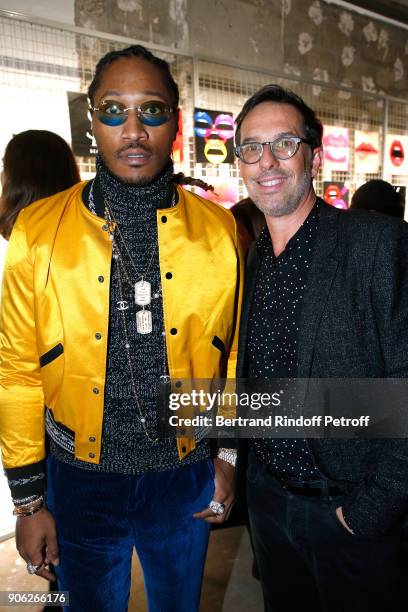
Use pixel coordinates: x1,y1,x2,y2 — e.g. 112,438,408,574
0,211,46,502
342,220,408,536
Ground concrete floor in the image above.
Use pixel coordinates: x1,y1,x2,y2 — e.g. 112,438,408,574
0,526,263,612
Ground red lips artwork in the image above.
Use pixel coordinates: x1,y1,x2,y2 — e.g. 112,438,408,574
323,181,349,209
354,130,380,174
389,140,404,167
385,135,408,176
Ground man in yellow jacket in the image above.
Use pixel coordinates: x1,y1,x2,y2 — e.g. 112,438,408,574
0,45,242,612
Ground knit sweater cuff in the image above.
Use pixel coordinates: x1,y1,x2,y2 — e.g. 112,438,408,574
5,461,46,504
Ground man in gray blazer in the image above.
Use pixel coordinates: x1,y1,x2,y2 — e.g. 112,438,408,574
234,84,408,612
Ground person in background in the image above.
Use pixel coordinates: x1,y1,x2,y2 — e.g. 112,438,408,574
350,178,405,218
0,130,80,241
0,45,242,612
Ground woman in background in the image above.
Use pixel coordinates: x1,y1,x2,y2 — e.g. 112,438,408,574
0,129,80,241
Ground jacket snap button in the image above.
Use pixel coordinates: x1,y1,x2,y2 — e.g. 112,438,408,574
95,333,102,340
89,436,96,442
89,452,95,458
165,272,173,279
98,275,104,283
102,224,108,231
170,328,177,335
93,387,99,394
161,215,167,223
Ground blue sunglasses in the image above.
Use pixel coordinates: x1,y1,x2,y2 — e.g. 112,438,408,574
91,99,174,127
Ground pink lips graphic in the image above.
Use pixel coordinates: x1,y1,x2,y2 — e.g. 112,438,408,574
323,133,349,163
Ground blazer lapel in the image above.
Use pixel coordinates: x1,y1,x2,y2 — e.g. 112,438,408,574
298,202,340,378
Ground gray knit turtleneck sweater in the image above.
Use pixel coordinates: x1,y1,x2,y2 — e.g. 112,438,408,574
50,158,211,473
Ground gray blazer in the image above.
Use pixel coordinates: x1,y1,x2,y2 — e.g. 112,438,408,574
237,200,408,537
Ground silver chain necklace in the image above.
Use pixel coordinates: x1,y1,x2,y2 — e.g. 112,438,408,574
88,180,174,441
104,200,158,334
89,180,175,334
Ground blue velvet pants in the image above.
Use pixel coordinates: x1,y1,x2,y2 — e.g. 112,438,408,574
46,454,214,612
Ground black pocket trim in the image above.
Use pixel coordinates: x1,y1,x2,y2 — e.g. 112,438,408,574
45,408,75,454
212,335,226,353
39,343,64,367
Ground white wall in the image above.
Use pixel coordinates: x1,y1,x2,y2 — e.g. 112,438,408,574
0,0,74,24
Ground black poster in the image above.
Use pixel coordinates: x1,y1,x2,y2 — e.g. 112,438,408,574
67,92,97,157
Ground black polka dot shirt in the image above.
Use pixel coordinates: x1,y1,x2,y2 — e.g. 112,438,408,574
247,202,321,480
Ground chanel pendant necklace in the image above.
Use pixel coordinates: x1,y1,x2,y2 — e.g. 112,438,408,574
102,190,175,334
136,308,152,334
135,280,153,334
103,200,158,334
135,279,151,306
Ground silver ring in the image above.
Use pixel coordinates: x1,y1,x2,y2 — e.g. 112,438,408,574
26,561,40,575
209,500,225,516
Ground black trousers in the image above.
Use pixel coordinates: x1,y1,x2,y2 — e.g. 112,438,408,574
247,451,401,612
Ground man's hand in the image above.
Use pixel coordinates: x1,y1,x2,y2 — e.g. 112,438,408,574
15,507,59,581
193,458,235,524
336,506,355,535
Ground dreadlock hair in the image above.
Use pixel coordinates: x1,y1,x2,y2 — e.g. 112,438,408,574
173,173,214,192
88,44,179,108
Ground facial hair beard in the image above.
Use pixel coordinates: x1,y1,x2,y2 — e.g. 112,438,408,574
252,171,312,218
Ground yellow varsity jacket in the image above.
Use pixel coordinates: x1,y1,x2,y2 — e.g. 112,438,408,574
0,181,243,474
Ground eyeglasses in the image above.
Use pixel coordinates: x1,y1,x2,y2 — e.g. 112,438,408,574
235,136,311,164
90,99,174,127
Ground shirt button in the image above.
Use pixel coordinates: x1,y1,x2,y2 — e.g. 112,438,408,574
98,275,104,283
93,387,99,394
170,328,177,335
95,333,102,340
165,272,173,279
89,452,95,459
161,215,167,223
89,436,96,442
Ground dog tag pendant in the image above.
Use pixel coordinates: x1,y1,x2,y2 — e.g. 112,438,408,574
136,309,152,334
135,280,151,306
